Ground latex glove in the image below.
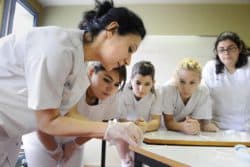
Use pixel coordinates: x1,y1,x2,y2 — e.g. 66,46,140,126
182,116,200,135
202,122,219,132
46,144,63,161
104,121,143,147
62,141,79,162
115,140,134,167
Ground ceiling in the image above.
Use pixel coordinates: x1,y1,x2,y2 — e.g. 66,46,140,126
37,0,250,7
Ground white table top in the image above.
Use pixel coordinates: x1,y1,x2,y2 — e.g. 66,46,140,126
144,130,250,146
141,144,250,167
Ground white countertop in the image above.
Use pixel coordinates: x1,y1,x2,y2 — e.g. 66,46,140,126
141,144,250,167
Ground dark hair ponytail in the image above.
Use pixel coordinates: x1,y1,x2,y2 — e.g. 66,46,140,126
79,0,146,42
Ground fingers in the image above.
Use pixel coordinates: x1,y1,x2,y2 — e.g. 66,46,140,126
203,123,219,132
104,122,143,147
135,121,147,132
126,123,143,146
185,117,200,134
62,142,77,163
134,118,145,125
186,117,200,125
184,122,200,135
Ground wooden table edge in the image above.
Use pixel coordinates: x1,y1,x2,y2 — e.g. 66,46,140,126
130,145,190,167
143,137,250,146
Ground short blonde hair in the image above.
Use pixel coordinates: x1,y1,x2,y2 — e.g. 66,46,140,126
176,58,202,79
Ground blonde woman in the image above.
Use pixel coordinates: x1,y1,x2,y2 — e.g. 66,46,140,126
162,58,218,135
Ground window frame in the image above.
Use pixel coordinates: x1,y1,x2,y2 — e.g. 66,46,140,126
1,0,38,37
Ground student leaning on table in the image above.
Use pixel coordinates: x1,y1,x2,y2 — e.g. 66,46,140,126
118,61,162,132
22,62,127,167
202,31,250,131
162,58,218,135
0,0,146,166
117,61,162,167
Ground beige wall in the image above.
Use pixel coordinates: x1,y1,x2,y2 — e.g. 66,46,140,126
42,4,250,45
42,5,91,29
0,0,4,31
27,0,44,25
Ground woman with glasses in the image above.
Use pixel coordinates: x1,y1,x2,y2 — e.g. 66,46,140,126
162,58,218,135
202,31,250,131
22,62,126,167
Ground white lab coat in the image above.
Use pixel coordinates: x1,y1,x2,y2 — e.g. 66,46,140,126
0,26,89,167
77,93,120,121
22,93,120,167
118,86,162,121
161,83,212,121
202,59,250,130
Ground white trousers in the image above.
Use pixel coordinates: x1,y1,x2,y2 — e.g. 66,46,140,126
0,126,21,167
22,132,84,167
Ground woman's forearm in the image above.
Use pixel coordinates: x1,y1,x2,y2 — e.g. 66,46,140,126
37,130,58,151
145,116,161,132
36,109,107,138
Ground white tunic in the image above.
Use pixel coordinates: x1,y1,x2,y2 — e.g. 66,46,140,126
118,86,162,121
77,93,120,121
161,83,212,121
0,26,89,138
0,26,89,167
22,92,120,167
202,60,250,130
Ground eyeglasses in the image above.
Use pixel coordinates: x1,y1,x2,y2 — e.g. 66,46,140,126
217,46,238,54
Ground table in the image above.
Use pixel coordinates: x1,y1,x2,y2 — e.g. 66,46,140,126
131,144,250,167
130,145,189,167
144,130,250,146
130,130,250,167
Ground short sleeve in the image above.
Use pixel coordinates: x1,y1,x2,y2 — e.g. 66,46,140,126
202,60,215,87
117,91,128,119
161,85,175,115
25,34,72,110
191,85,212,120
149,88,162,116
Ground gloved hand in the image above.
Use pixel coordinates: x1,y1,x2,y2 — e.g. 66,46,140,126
46,144,63,161
104,121,143,147
115,139,134,167
181,116,200,135
62,140,79,162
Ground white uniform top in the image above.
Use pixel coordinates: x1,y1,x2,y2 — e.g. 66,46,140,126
161,83,212,121
56,93,120,144
77,93,120,121
0,26,89,138
118,86,162,121
202,59,250,130
22,91,120,167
